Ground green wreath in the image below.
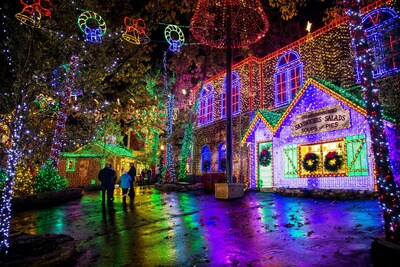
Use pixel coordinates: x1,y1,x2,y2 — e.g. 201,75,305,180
259,147,271,167
324,151,344,172
302,152,319,172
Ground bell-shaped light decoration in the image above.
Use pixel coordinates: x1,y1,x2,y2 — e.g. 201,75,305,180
190,0,269,48
122,17,150,45
15,0,53,28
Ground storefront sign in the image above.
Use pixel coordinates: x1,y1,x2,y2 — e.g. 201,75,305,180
292,104,350,136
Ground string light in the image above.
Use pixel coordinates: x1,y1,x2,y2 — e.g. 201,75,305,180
344,0,400,244
50,55,79,167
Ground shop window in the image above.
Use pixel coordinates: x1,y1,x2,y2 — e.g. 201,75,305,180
274,51,303,107
283,144,298,178
221,72,241,118
299,139,347,176
345,134,369,176
218,142,226,172
66,158,76,172
362,8,400,78
198,84,214,126
201,145,212,173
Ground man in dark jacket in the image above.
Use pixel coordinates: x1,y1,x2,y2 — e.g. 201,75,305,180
127,163,136,197
98,163,117,205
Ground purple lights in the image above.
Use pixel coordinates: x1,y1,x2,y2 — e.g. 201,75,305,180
244,78,398,191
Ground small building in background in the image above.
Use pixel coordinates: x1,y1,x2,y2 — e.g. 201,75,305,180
59,141,139,187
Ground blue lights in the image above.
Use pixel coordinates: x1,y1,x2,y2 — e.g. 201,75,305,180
197,84,214,126
360,8,400,78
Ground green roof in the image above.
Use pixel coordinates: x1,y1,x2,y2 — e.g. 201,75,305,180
258,109,284,128
61,141,136,159
312,77,396,123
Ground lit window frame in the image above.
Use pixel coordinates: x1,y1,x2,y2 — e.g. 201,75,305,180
197,84,214,126
274,51,303,107
221,72,241,118
360,8,400,78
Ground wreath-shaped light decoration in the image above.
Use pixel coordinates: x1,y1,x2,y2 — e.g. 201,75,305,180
259,147,272,167
78,11,107,43
202,159,211,173
324,151,344,172
164,24,185,52
15,0,52,28
122,17,150,45
302,152,319,172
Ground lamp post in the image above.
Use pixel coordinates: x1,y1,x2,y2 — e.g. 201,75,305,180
191,0,269,184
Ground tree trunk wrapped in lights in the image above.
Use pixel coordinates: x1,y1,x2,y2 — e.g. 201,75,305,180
344,0,400,244
50,55,78,167
191,0,269,183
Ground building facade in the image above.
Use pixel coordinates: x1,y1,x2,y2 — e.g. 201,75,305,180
191,1,400,191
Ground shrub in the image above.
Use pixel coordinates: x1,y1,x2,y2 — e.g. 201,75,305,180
34,160,68,193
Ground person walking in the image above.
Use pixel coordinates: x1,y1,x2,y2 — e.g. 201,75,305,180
127,163,136,197
98,163,117,206
119,171,132,200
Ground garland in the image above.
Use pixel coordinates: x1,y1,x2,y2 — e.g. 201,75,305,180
324,151,344,172
302,152,319,172
259,147,271,167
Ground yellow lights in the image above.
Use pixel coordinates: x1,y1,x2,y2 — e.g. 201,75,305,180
306,21,312,33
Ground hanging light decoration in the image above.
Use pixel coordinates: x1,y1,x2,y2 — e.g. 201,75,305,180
122,17,150,45
164,24,185,52
15,0,52,28
191,0,269,184
190,0,269,49
78,11,107,43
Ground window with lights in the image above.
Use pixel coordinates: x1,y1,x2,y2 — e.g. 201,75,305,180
362,8,400,78
201,145,212,173
274,51,303,107
221,72,241,118
197,84,214,126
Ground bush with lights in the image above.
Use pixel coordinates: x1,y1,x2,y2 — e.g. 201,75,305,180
13,161,35,197
0,168,6,189
34,160,68,193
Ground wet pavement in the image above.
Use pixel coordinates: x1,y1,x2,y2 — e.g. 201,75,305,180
11,186,384,266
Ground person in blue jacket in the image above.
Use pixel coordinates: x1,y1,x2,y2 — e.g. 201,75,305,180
119,171,132,199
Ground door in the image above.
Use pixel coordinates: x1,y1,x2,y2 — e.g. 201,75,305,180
258,142,273,188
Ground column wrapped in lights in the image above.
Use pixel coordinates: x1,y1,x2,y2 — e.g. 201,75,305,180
191,0,269,183
344,0,400,244
50,55,79,167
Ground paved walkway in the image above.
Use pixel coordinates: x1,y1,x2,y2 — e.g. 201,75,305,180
11,186,384,266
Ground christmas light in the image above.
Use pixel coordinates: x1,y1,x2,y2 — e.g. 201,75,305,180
15,0,52,28
50,55,79,167
78,11,107,43
122,17,150,45
164,24,185,52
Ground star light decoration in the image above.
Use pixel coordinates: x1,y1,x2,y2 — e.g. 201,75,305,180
78,11,107,43
15,0,52,28
122,17,150,45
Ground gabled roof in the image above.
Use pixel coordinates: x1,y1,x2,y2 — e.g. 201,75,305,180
241,77,396,144
61,141,136,159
